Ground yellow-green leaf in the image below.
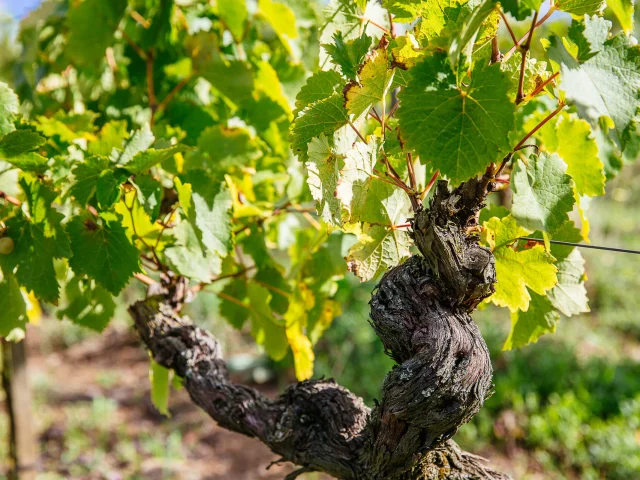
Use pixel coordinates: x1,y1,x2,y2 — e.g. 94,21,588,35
346,225,411,281
344,41,395,118
483,215,557,312
149,357,171,417
511,153,575,233
503,291,559,350
285,287,316,381
217,0,248,41
607,0,634,33
531,112,605,197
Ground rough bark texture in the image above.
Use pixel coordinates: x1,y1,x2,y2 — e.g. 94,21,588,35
129,176,510,480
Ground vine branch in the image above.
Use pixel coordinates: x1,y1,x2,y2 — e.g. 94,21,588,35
516,10,539,104
503,5,556,62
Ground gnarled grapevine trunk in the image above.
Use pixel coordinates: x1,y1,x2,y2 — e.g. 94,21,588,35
129,176,510,480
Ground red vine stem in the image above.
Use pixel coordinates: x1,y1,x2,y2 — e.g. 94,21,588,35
516,10,539,104
120,30,147,60
373,169,413,193
523,71,559,102
421,170,440,200
359,17,390,34
348,119,367,144
499,10,519,46
156,73,195,115
134,272,157,286
406,153,418,192
0,191,21,207
388,99,400,119
503,5,556,62
514,102,565,151
146,50,158,125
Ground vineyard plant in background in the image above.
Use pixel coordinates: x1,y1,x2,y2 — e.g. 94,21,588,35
0,0,638,478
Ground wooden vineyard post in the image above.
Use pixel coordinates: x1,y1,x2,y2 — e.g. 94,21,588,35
1,337,37,480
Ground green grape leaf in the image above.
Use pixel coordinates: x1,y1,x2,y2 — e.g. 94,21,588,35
217,0,248,41
552,22,640,142
0,275,27,337
258,0,298,43
0,82,19,137
398,53,515,184
149,358,171,417
291,94,349,162
532,220,583,262
0,130,45,158
321,0,389,48
132,175,163,222
503,291,559,350
3,153,49,173
306,135,343,225
352,180,412,226
0,216,66,304
0,178,70,303
247,283,289,361
67,0,127,64
335,139,412,225
346,224,411,281
123,145,187,175
562,17,609,62
284,289,315,381
501,56,549,102
242,230,291,315
180,173,233,259
323,31,371,80
450,0,498,71
165,222,221,283
36,111,97,143
190,34,255,106
87,121,129,157
501,0,544,20
607,0,634,32
547,249,590,316
511,153,575,234
219,278,249,330
382,0,425,22
390,33,425,70
116,124,154,165
114,190,165,249
294,70,345,113
57,278,116,332
197,125,261,168
96,169,127,210
532,112,605,197
253,61,292,118
334,141,374,219
483,215,557,312
68,156,111,206
478,204,509,225
556,0,605,15
417,0,473,41
136,0,174,50
67,214,141,295
344,40,395,118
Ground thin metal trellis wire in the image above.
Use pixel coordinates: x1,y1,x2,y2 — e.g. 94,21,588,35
518,237,640,255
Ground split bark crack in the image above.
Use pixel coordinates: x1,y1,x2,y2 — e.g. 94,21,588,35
129,176,511,480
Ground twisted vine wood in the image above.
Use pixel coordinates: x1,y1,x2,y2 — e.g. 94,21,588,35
129,174,510,480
